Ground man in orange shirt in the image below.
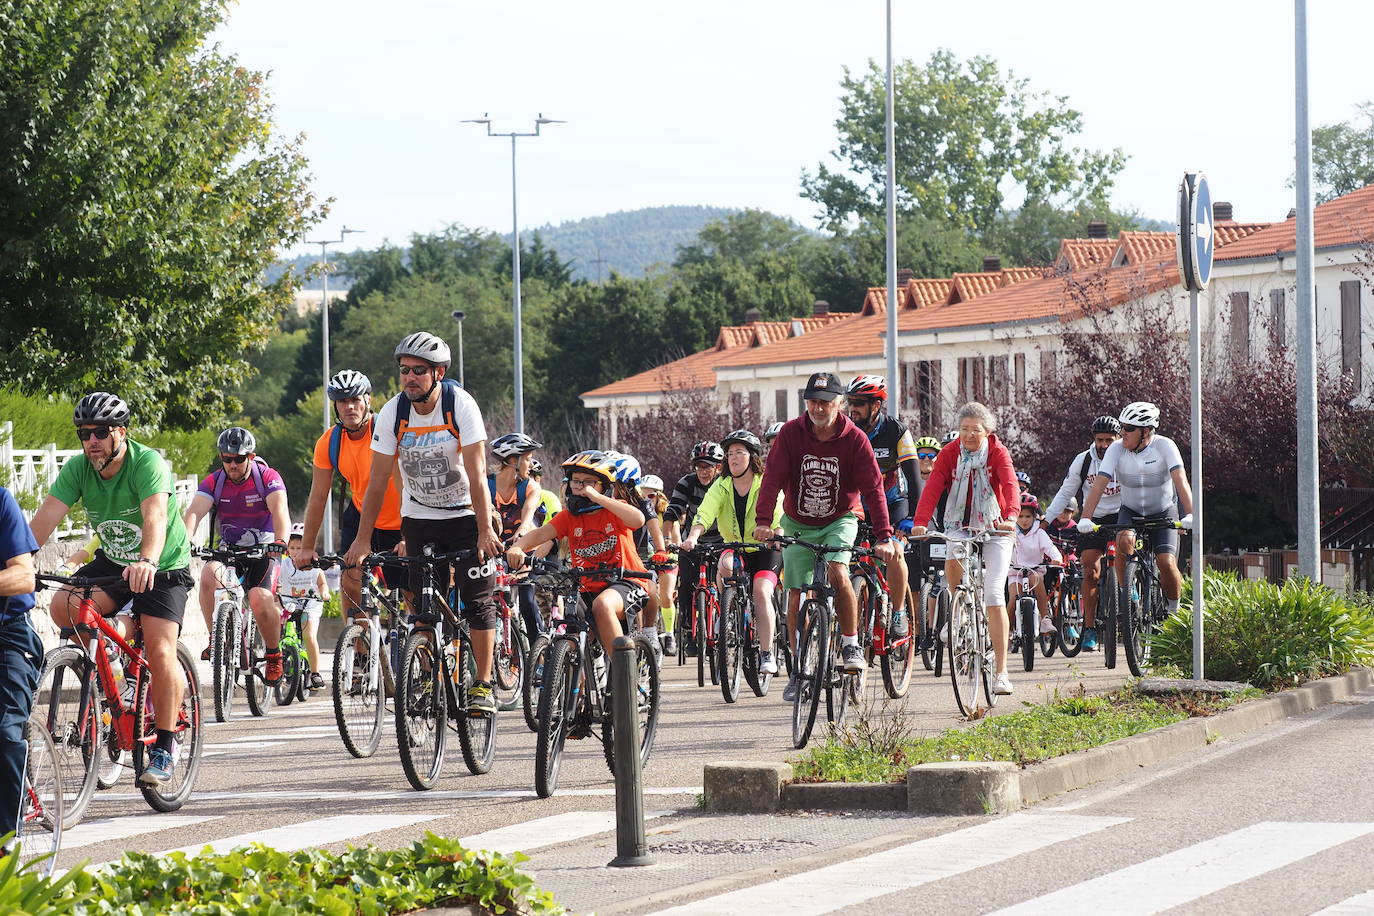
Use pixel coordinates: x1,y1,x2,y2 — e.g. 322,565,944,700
298,370,405,616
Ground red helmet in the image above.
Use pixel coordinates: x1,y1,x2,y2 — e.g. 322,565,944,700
845,375,887,401
1019,493,1040,511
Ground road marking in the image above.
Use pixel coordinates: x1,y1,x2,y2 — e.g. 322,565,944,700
1313,890,1374,914
102,786,702,802
651,813,1127,915
58,814,219,851
994,821,1374,915
162,813,445,857
461,810,670,855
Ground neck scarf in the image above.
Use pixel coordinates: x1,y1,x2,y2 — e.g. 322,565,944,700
946,438,1000,532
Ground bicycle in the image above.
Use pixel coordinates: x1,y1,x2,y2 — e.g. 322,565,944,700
526,559,660,799
491,559,530,712
918,530,999,718
15,720,62,875
33,573,204,825
713,542,773,703
1081,525,1123,669
1118,515,1187,678
273,593,317,706
912,539,950,678
1008,563,1048,673
1050,556,1085,658
678,545,726,689
195,545,274,721
850,529,915,699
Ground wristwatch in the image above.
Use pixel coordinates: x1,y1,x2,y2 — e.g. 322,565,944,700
135,557,157,566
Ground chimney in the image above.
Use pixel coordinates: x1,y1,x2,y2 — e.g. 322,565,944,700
812,300,830,317
1212,201,1234,222
895,268,915,286
1287,207,1298,219
743,307,761,325
982,255,1002,273
1086,219,1109,239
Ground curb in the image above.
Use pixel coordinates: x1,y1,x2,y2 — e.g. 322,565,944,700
702,667,1374,816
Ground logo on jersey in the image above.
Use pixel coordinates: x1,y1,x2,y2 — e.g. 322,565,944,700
799,454,840,517
574,536,617,559
96,519,142,560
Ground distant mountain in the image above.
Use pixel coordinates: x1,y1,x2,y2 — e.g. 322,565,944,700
520,205,739,282
264,253,353,292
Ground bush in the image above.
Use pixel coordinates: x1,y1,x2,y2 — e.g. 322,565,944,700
1155,573,1374,689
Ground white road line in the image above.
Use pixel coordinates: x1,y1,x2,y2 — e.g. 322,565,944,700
161,813,445,857
460,810,670,855
58,814,219,851
102,786,702,802
202,741,281,750
994,821,1374,916
651,813,1128,916
1313,889,1374,914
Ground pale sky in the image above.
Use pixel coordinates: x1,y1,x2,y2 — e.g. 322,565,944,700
211,0,1374,259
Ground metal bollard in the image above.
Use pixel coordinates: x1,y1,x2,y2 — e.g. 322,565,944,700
608,635,653,867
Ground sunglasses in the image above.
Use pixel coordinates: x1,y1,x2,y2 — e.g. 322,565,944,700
76,427,114,442
398,364,432,376
221,455,248,465
1121,424,1140,433
916,451,938,460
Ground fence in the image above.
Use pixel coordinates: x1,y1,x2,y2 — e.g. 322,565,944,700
1199,548,1355,594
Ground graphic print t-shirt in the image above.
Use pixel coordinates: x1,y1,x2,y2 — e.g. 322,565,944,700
372,388,487,520
196,463,286,547
548,506,647,588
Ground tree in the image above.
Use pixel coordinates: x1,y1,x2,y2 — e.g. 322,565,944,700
0,0,319,428
613,386,760,485
801,50,1127,234
1307,102,1374,203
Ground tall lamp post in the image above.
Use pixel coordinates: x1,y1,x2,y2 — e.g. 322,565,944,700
450,310,466,386
310,225,364,549
463,114,564,434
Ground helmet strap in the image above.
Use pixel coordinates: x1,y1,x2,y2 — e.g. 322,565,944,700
407,375,439,405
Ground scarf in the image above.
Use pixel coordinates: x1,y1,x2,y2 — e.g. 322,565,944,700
945,438,1001,533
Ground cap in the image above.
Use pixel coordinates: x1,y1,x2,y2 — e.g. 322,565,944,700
803,371,843,402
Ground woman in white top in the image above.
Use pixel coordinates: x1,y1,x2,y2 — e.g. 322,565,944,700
1011,495,1064,633
1078,401,1194,618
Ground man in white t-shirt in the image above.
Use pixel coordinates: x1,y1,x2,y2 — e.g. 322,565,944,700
345,331,503,715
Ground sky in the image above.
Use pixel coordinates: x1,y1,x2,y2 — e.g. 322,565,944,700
211,0,1374,260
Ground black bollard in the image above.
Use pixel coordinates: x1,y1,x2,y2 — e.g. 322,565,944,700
608,635,653,867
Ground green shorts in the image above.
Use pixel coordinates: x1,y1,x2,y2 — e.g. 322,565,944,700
780,512,859,590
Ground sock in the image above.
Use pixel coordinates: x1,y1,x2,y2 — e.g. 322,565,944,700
1166,597,1181,614
842,634,859,648
659,605,676,632
644,626,658,642
155,728,175,753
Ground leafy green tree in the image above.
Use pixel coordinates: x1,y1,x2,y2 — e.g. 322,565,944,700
233,328,310,422
801,50,1126,234
1307,102,1374,203
0,0,319,428
987,201,1159,268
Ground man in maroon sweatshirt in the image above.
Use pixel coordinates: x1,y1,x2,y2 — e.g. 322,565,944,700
753,372,900,696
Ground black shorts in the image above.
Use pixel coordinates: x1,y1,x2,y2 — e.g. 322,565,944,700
77,554,192,627
1118,508,1181,556
340,502,405,587
725,546,782,580
1077,515,1121,553
223,553,277,593
579,581,649,619
400,515,496,630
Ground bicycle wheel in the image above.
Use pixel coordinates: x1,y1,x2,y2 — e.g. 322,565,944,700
93,707,125,791
1122,560,1151,677
917,581,936,672
535,639,578,798
694,590,709,687
16,722,62,876
1019,597,1037,672
1058,583,1084,657
523,633,551,733
846,576,875,704
492,604,523,710
773,590,792,678
395,629,446,790
244,619,269,718
211,604,237,722
791,601,828,749
717,587,742,704
332,622,383,759
1101,567,1118,670
602,633,661,775
134,642,204,813
1040,590,1059,657
455,637,497,777
881,589,916,699
948,590,983,718
274,644,302,706
827,612,852,725
32,647,98,829
933,587,948,679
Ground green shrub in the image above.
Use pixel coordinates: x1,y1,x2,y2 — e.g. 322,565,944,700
1156,573,1374,689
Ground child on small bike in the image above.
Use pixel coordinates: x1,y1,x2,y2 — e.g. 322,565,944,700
1011,495,1063,634
279,525,331,689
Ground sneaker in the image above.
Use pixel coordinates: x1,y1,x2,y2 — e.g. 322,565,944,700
264,651,283,685
782,677,799,702
1065,625,1081,642
890,610,909,637
759,651,778,676
1081,627,1099,651
1038,617,1057,635
309,671,325,690
840,644,864,674
200,645,212,662
663,634,677,656
138,747,174,786
992,673,1014,695
467,681,496,716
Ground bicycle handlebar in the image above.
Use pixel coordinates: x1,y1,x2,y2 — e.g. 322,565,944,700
36,572,124,591
193,544,276,564
767,535,851,554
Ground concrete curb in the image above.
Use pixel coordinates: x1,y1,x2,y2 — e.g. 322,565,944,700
701,667,1374,816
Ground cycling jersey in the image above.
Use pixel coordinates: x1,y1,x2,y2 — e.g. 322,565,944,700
1097,436,1185,517
489,476,542,545
372,389,486,520
864,414,920,499
196,463,286,547
663,473,722,543
1046,446,1122,519
549,505,648,589
693,474,783,544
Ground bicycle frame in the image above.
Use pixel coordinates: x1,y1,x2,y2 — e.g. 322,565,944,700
61,587,152,754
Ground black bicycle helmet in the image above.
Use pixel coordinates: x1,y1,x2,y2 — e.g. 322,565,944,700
1091,415,1122,435
720,429,763,457
217,426,257,456
73,392,130,427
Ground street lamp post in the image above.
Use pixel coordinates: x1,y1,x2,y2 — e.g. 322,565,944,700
450,310,466,387
463,114,564,434
310,225,363,550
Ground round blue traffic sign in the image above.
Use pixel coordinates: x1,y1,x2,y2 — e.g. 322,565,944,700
1190,173,1213,290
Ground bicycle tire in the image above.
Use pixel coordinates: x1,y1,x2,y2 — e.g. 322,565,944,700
134,642,204,813
948,590,983,718
1040,590,1059,658
717,587,742,704
17,721,62,876
33,647,99,829
773,590,792,678
694,589,709,688
395,629,446,791
244,619,269,718
1058,583,1084,658
791,601,828,749
916,581,935,672
492,602,523,708
211,603,237,723
535,638,578,798
602,632,661,775
828,611,852,725
881,587,916,699
274,644,301,706
332,622,383,759
846,575,874,704
1122,560,1152,677
93,710,124,791
455,637,497,776
1019,597,1037,672
523,633,551,733
933,587,948,679
742,597,770,698
1101,567,1118,670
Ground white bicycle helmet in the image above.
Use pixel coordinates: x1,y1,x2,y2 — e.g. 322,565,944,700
764,421,785,442
491,433,541,459
394,331,451,367
1118,401,1160,428
289,523,305,538
640,474,665,492
327,369,372,400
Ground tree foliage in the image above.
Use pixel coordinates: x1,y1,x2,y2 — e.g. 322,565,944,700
1307,102,1374,203
0,0,319,428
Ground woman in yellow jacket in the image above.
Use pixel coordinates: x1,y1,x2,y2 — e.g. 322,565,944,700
679,429,783,675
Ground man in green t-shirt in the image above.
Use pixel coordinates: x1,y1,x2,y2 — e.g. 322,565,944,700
28,392,193,788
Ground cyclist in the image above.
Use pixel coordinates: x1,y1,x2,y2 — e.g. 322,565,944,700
1046,415,1123,650
489,433,546,643
941,430,960,445
910,401,1019,695
1015,470,1033,497
279,524,331,690
606,453,668,652
528,460,562,561
344,331,502,716
639,474,677,653
680,430,783,675
910,435,943,649
663,442,724,656
763,421,784,458
182,427,291,683
753,372,898,698
298,370,405,618
914,436,940,487
0,485,41,851
28,392,194,786
1078,402,1194,620
845,375,918,637
1011,494,1063,635
505,451,651,656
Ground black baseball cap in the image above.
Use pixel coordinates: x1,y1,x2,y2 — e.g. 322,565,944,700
803,371,843,402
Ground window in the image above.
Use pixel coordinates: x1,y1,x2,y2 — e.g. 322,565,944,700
1041,350,1057,381
775,389,788,422
1341,279,1362,393
913,359,943,432
1269,289,1286,344
990,355,1009,405
1230,291,1250,363
1014,354,1026,402
972,358,986,401
748,391,761,425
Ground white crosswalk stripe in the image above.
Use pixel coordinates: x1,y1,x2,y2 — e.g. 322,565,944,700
1312,889,1374,914
160,813,445,858
460,810,670,855
650,813,1129,916
59,815,219,851
993,821,1374,916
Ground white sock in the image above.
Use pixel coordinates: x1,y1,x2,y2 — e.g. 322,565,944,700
644,626,658,641
1166,598,1181,614
842,634,859,649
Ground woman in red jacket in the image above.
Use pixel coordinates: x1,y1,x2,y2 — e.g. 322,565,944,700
911,401,1021,697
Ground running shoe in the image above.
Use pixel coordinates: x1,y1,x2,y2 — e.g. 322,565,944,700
138,747,174,786
840,644,865,674
467,681,497,716
782,677,799,702
992,673,1014,695
759,651,778,676
1038,616,1057,634
1081,627,1099,651
264,651,283,685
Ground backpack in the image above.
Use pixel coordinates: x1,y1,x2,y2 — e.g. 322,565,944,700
393,377,464,443
327,415,374,472
1078,449,1094,495
208,457,271,548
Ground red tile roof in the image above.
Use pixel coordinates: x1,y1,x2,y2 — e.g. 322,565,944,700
910,278,957,308
1216,184,1374,260
951,271,1002,302
1056,238,1116,271
1114,231,1175,266
1212,221,1271,246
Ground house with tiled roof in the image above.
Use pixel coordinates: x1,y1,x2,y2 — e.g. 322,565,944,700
583,188,1374,442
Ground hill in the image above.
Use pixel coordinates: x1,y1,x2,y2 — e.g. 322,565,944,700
521,205,738,281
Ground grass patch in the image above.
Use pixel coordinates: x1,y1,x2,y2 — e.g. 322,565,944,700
792,686,1253,784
